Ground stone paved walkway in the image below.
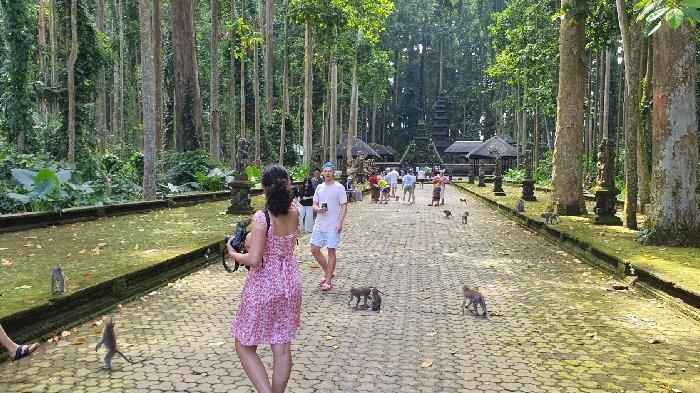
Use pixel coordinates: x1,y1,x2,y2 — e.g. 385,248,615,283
2,186,699,393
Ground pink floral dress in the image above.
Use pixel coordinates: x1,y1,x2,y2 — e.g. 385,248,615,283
232,210,302,346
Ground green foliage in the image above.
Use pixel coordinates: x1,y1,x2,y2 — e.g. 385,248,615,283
0,0,32,147
634,0,700,35
535,151,554,186
6,167,98,213
244,165,262,186
289,165,310,182
160,150,211,185
504,168,525,183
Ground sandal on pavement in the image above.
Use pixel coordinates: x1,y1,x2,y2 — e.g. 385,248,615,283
12,344,38,361
320,282,333,291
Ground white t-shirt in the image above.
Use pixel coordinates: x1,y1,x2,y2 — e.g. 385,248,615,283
417,170,425,180
387,170,399,185
313,181,347,232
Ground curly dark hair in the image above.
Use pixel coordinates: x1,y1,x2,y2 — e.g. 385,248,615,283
261,164,293,216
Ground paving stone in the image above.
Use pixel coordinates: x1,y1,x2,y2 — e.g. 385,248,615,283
1,186,699,392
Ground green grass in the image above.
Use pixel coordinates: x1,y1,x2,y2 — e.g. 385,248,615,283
0,196,265,318
455,182,700,296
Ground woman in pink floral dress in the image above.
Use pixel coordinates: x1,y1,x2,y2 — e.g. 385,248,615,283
227,165,301,393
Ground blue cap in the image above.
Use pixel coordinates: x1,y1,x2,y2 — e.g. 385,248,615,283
323,162,335,169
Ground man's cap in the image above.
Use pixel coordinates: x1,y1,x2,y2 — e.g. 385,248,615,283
323,162,335,169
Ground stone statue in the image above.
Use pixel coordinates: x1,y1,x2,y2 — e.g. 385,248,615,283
236,137,251,175
595,139,615,189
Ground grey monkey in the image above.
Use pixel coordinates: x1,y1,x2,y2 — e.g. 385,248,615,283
515,199,525,213
95,317,135,370
541,212,560,224
443,210,452,218
50,266,65,296
369,288,383,312
348,287,372,309
461,285,487,317
461,211,469,224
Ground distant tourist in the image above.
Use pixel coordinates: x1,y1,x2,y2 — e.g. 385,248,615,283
417,168,426,189
297,177,315,233
431,173,442,206
387,168,400,198
402,171,416,205
311,162,348,291
378,176,390,204
440,171,449,206
368,172,380,203
227,165,301,393
0,324,38,361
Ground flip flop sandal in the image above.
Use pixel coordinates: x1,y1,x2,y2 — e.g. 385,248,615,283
318,272,336,285
13,344,38,361
320,282,333,291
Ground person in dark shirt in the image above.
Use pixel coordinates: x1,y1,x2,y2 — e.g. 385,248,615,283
298,177,316,233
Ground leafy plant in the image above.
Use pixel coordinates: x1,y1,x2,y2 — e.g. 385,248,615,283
244,165,262,187
289,165,310,182
6,167,96,212
504,168,525,183
534,151,553,186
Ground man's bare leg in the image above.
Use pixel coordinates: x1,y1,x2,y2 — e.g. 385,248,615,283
0,324,18,355
326,248,337,286
311,245,329,281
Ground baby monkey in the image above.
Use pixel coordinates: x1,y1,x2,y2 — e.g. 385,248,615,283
369,288,384,312
515,199,525,213
348,287,372,309
96,316,135,370
541,212,560,224
443,210,452,218
461,285,487,317
461,211,469,224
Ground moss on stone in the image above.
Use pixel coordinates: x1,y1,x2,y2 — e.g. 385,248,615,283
0,196,265,318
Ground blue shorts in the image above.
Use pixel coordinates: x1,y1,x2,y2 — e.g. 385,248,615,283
310,230,341,249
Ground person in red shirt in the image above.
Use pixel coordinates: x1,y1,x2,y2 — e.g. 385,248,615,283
368,172,380,203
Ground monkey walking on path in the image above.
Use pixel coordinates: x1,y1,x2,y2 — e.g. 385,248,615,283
461,285,488,317
96,316,135,370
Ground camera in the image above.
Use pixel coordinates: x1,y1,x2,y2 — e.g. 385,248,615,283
321,202,328,209
222,220,250,273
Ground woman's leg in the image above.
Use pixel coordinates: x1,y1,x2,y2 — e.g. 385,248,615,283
271,343,292,393
304,206,314,233
0,324,18,355
235,340,273,393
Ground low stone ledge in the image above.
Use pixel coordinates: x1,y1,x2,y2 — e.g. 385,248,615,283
0,241,223,356
0,192,233,234
453,183,700,314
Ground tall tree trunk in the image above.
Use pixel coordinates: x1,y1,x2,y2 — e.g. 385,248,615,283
153,0,163,151
346,60,359,163
647,22,698,244
638,39,652,213
303,22,313,166
95,0,107,151
551,0,587,215
38,0,49,124
253,42,261,165
602,47,612,140
616,0,642,229
240,54,246,139
371,92,377,143
438,40,443,93
210,0,221,161
139,0,157,199
264,0,273,114
534,103,539,170
49,0,58,122
230,0,238,164
171,0,203,151
67,0,78,163
329,57,338,166
113,0,125,149
278,0,288,165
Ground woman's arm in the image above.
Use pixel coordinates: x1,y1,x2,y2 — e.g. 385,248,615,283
230,214,267,268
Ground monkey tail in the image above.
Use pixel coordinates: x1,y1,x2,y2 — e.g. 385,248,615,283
115,351,135,364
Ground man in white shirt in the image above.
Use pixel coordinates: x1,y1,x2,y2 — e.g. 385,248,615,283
311,162,348,291
387,168,400,198
402,171,416,204
417,168,426,189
